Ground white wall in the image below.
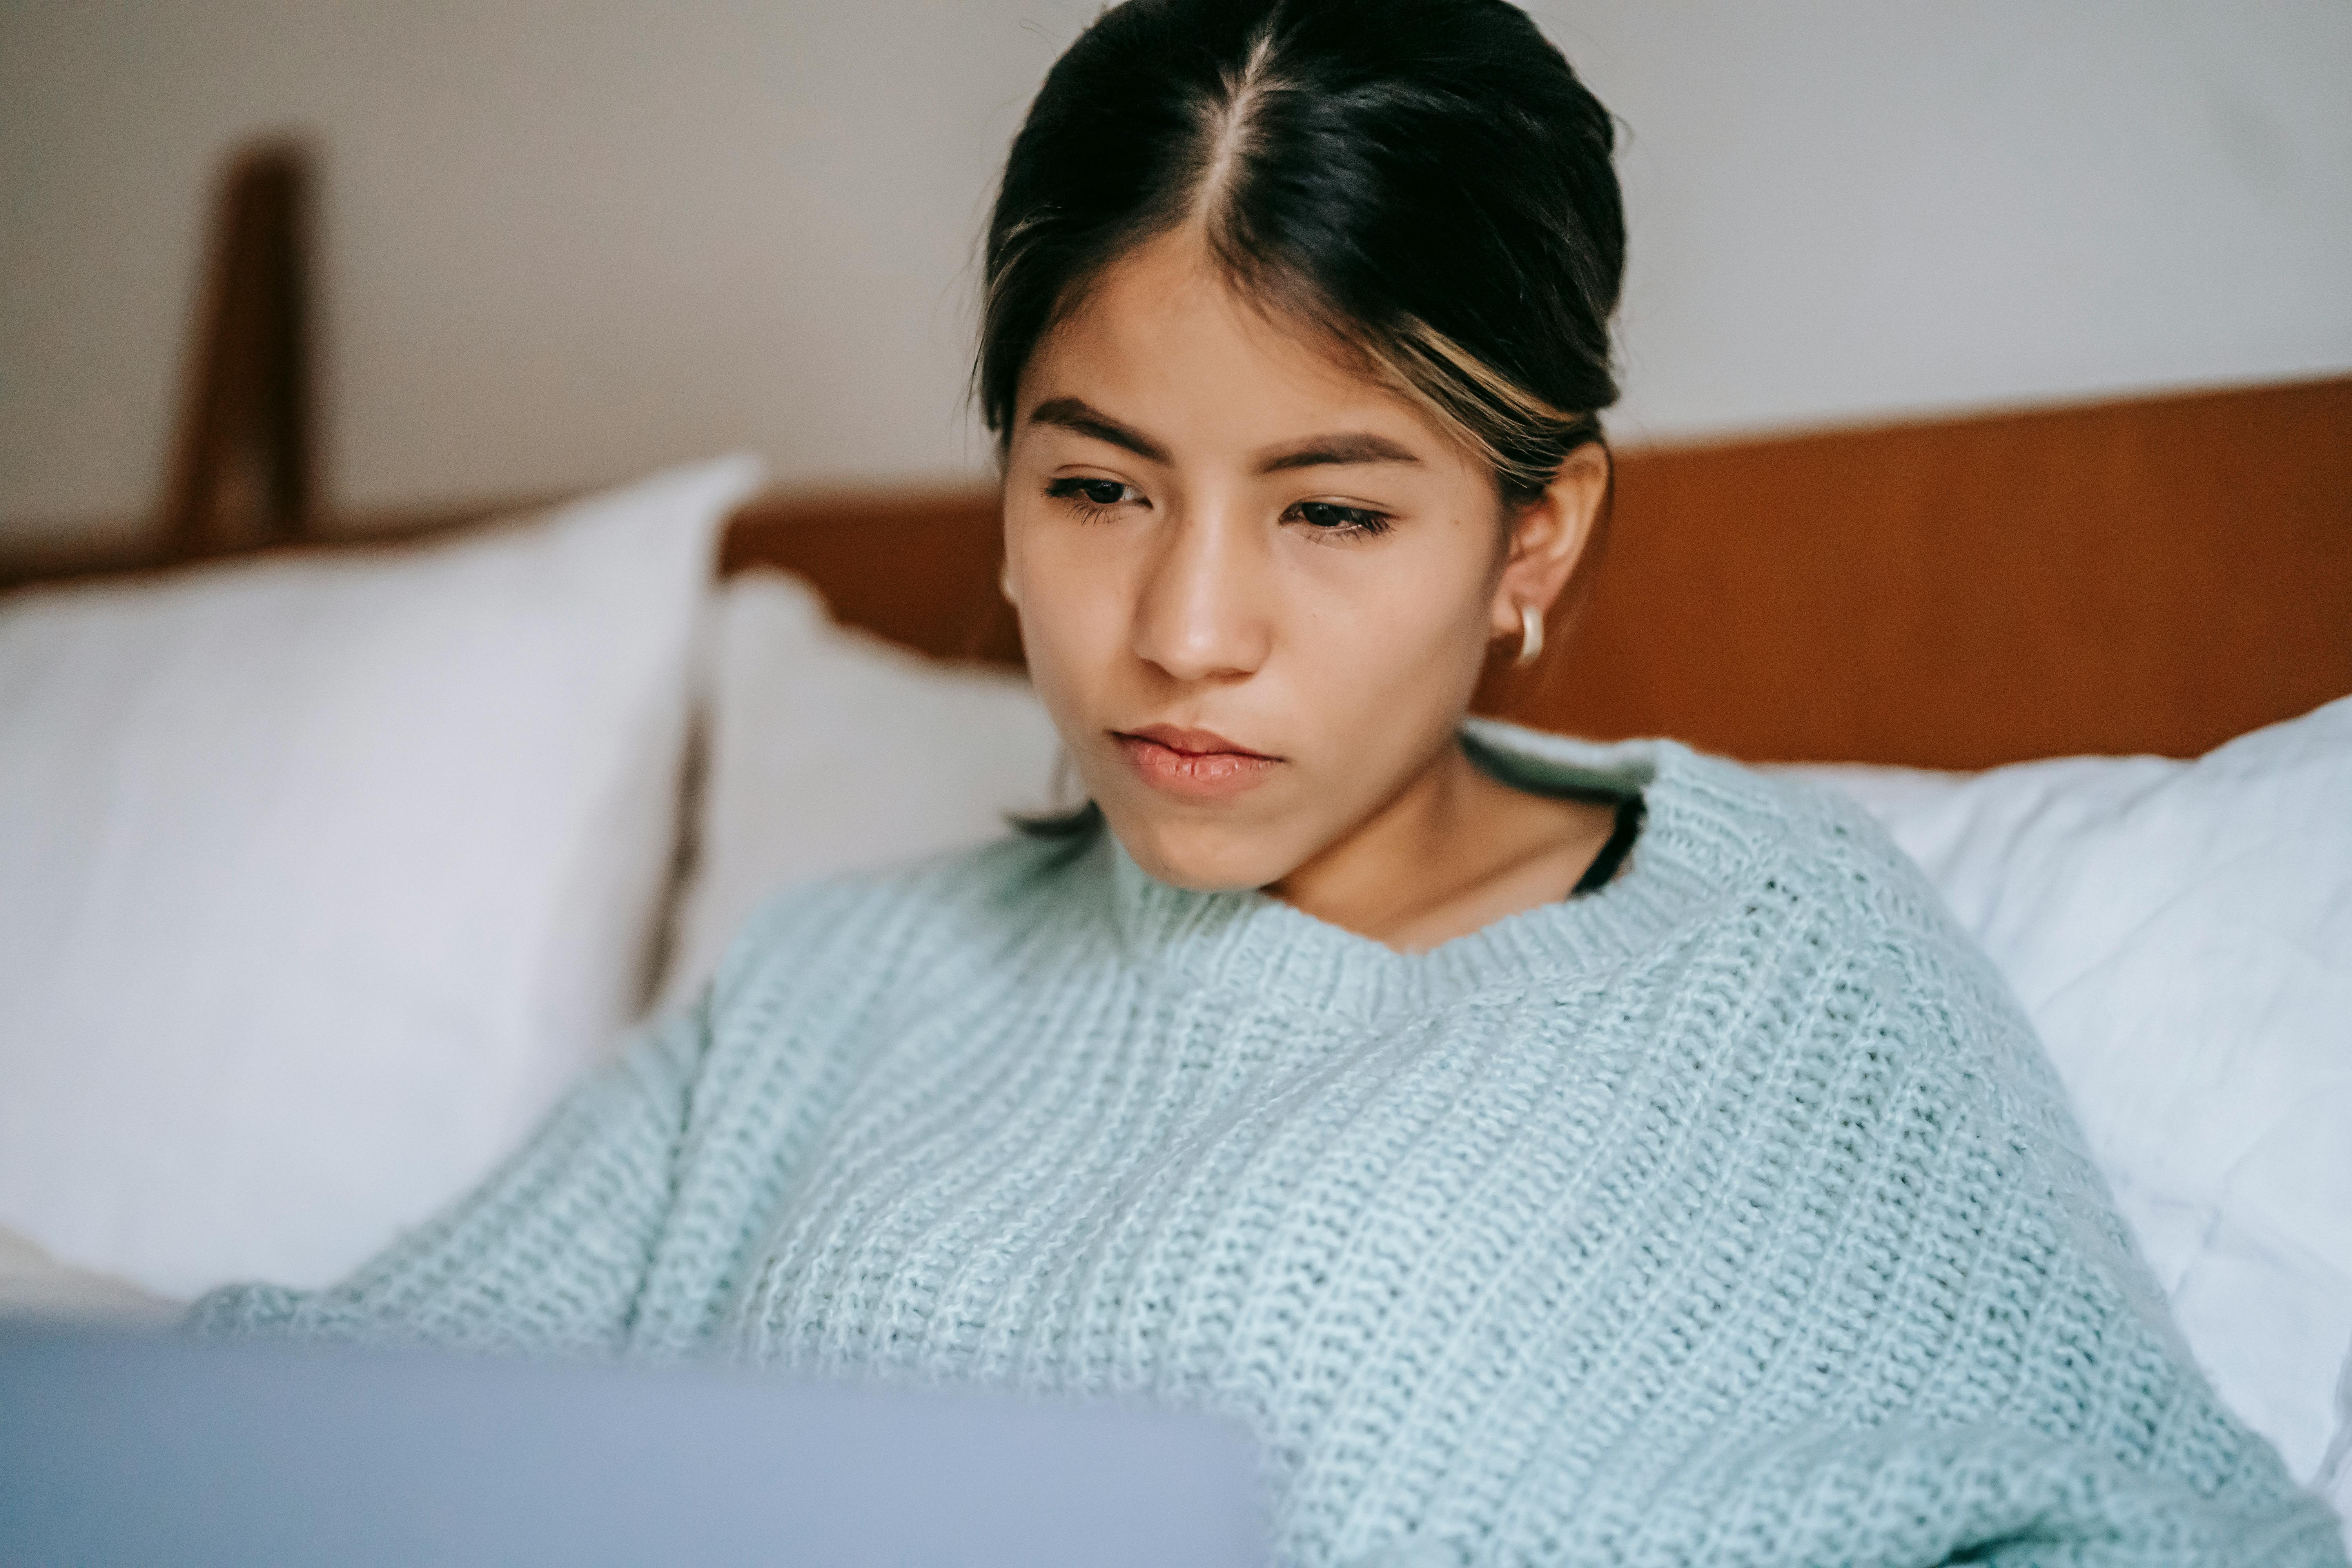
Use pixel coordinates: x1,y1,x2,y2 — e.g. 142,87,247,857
4,1,2348,541
1555,1,2352,447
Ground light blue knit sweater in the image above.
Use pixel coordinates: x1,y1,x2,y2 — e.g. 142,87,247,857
194,724,2344,1566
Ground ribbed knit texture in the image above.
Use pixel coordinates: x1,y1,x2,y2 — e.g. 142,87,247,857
192,723,2345,1566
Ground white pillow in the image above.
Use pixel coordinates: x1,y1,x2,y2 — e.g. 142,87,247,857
0,455,763,1299
656,568,1063,1010
1787,695,2352,1511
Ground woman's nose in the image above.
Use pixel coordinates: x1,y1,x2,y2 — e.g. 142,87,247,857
1129,506,1272,683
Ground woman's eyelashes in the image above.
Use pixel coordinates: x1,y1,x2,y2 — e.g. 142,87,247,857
1285,500,1393,539
1042,475,1392,539
1044,474,1143,521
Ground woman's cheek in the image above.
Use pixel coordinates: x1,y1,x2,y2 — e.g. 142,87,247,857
1019,575,1129,761
1316,561,1481,718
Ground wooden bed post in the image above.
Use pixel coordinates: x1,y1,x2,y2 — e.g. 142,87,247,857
158,140,316,558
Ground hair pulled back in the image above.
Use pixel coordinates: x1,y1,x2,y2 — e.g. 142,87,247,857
977,0,1625,504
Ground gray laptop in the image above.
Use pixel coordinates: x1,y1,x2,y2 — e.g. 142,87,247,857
0,1327,1267,1566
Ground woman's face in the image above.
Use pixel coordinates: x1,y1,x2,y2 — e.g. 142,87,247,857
1002,230,1572,892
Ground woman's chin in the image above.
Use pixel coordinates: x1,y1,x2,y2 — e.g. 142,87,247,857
1103,809,1303,895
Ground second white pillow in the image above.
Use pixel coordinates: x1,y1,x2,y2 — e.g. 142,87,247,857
657,569,1064,1011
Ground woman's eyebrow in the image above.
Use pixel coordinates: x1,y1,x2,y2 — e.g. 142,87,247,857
1258,433,1423,472
1027,397,1169,463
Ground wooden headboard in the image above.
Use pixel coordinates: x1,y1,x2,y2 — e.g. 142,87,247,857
10,144,2347,771
724,375,2352,770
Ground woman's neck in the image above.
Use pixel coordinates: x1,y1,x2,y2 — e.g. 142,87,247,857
1267,738,1621,953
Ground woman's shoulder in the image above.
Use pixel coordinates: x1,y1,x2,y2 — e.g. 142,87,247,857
1637,738,2067,1101
1659,738,2000,970
1661,740,1933,893
1475,722,1936,901
1474,720,2004,1000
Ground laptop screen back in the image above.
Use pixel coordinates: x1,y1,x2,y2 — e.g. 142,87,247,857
0,1327,1268,1567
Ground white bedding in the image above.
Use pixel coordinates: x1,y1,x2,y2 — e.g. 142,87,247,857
0,525,2340,1533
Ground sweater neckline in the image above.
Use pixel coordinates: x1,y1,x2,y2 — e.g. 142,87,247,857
1100,721,1737,1020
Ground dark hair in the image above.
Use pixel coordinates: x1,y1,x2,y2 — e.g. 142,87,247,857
976,0,1625,506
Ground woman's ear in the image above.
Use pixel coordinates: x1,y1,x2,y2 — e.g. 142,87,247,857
1488,443,1611,641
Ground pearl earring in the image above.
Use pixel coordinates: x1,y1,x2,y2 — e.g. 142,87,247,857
1514,602,1545,667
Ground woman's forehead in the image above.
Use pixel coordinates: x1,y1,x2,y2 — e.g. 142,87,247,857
1019,234,1459,469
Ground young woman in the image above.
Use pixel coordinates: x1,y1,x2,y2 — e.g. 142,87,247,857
197,0,2343,1562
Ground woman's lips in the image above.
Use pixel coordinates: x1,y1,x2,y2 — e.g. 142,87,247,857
1113,725,1283,800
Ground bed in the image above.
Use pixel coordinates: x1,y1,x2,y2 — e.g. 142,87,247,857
2,145,2347,1532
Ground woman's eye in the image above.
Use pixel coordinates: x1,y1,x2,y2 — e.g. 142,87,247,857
1045,476,1139,511
1287,501,1392,538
